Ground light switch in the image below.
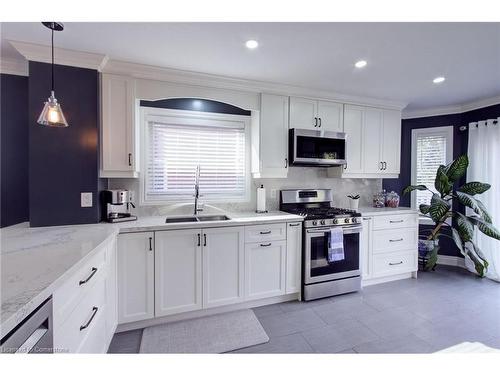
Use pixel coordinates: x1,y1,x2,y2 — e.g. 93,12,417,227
81,192,93,207
270,189,277,199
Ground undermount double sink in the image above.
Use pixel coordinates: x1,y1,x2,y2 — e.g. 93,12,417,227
165,215,231,224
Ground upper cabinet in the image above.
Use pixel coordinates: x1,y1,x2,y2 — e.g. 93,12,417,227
100,74,139,178
289,97,343,132
329,105,401,178
252,93,289,178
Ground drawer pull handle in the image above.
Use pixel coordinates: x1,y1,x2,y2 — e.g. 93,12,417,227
289,223,300,227
128,153,132,167
260,243,272,247
362,217,372,221
79,267,98,286
80,307,98,331
390,220,404,223
389,261,403,266
260,231,272,235
389,238,404,242
197,233,201,246
203,233,207,247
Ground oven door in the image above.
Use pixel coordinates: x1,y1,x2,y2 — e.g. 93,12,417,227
290,128,347,166
304,225,361,284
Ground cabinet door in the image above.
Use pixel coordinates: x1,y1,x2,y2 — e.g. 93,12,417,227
363,108,383,173
105,237,118,344
343,105,364,174
117,232,154,324
381,109,402,174
259,93,289,178
289,97,317,130
101,74,137,177
245,240,286,300
202,227,245,308
155,229,202,317
286,222,302,294
317,101,344,132
360,217,373,280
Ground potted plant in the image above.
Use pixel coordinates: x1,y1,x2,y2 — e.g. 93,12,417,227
403,154,500,276
347,194,360,210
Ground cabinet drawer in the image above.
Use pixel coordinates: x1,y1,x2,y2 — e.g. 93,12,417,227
372,251,417,277
372,214,418,230
54,244,107,325
245,223,286,243
56,274,107,353
373,228,418,254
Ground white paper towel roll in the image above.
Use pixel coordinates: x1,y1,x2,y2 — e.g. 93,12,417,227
256,185,266,213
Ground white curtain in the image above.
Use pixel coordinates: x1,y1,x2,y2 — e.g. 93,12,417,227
466,117,500,281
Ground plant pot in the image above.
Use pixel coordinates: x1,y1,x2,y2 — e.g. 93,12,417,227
349,199,359,211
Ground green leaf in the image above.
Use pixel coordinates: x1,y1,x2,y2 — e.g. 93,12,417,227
425,245,439,271
475,199,492,223
419,204,431,215
455,212,474,242
402,185,427,196
429,194,451,223
456,191,492,223
446,154,469,182
435,165,453,197
450,227,464,253
458,181,491,196
465,242,489,277
468,217,500,240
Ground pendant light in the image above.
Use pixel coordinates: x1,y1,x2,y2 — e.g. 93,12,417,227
37,22,68,127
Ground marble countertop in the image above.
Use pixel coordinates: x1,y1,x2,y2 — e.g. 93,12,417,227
356,206,419,215
0,211,302,337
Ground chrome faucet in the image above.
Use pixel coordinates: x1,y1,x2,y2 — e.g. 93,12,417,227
193,165,203,216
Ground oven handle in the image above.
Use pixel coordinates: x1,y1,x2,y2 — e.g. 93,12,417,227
306,225,362,234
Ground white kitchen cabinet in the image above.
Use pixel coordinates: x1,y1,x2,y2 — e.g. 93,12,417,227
245,240,287,300
360,217,373,280
342,105,364,174
381,109,402,174
363,108,384,173
202,227,245,308
285,222,302,294
155,229,202,316
105,237,118,345
289,96,343,132
254,93,289,178
117,232,154,324
100,73,138,178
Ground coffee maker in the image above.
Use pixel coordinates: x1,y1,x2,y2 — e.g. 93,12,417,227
101,189,137,223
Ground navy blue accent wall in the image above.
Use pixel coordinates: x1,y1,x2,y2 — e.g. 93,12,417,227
28,62,103,227
383,103,500,256
140,98,251,116
1,74,29,228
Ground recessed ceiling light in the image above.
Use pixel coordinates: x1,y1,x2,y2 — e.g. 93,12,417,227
433,76,446,84
354,60,367,68
245,40,259,49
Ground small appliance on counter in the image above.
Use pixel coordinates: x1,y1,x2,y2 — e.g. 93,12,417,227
102,189,137,223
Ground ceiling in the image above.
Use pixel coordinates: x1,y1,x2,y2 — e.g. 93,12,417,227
1,22,500,111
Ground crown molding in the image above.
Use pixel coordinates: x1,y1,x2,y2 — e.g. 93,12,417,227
0,57,28,76
102,59,408,111
402,95,500,119
8,40,108,72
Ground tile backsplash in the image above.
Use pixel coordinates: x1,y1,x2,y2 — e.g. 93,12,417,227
108,167,382,217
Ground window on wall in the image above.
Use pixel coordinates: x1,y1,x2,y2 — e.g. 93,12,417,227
141,107,250,204
411,126,454,217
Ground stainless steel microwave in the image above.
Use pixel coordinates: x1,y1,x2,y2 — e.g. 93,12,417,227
289,128,347,167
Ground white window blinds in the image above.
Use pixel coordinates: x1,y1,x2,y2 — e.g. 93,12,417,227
145,114,247,202
415,133,449,207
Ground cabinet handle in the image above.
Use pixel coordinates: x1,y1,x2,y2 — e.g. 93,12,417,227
390,220,404,223
285,158,288,168
197,233,201,247
149,237,153,251
260,243,272,247
318,118,322,127
260,230,272,234
80,307,98,331
128,153,132,167
389,261,403,266
314,117,318,127
362,217,372,221
203,233,207,247
79,267,98,286
389,238,404,242
382,161,387,170
344,163,348,170
379,161,383,170
289,223,300,227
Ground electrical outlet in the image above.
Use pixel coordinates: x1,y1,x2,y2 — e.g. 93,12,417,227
81,192,93,208
270,189,277,199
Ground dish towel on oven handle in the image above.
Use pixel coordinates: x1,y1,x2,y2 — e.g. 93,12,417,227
328,227,345,263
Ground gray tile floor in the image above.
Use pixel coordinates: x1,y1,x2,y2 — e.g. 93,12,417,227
108,266,500,354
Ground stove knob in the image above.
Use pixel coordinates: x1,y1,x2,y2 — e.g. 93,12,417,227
344,218,350,224
333,219,338,224
312,220,318,226
320,219,326,225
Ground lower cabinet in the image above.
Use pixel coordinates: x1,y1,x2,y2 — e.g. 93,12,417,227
360,217,373,279
286,222,302,294
245,240,287,300
117,232,154,324
155,229,203,317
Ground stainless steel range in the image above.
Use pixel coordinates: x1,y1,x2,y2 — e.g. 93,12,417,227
280,189,362,301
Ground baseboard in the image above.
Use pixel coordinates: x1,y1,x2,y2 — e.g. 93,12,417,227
437,255,466,269
361,272,415,286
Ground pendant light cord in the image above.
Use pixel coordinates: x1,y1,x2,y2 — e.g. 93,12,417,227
51,26,54,92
